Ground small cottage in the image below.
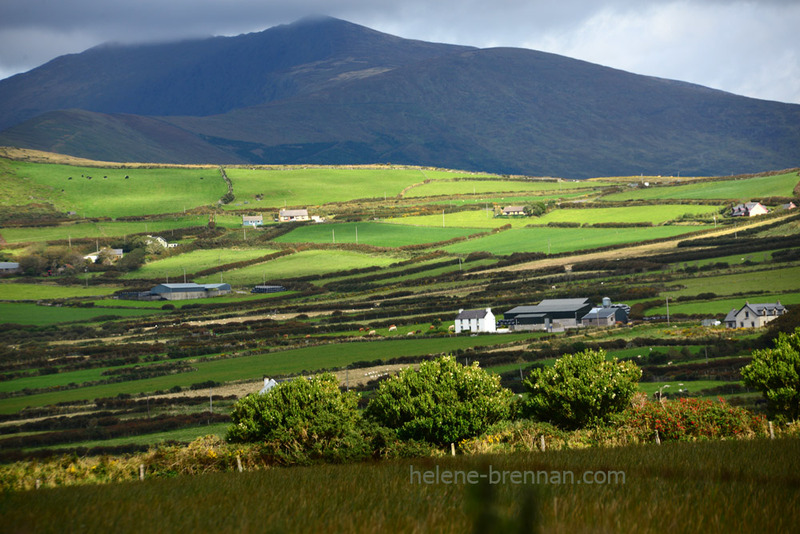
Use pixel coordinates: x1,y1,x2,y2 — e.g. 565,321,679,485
454,308,496,334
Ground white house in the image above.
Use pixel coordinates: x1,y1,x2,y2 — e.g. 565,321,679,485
242,215,264,227
454,308,496,334
724,301,786,328
731,202,769,217
279,209,310,222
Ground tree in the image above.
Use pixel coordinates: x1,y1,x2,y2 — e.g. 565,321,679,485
226,373,367,463
365,356,516,445
522,348,641,429
741,328,800,422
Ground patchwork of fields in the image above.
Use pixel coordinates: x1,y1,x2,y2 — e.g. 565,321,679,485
1,154,799,470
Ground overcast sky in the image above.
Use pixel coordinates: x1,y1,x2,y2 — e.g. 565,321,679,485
1,0,798,104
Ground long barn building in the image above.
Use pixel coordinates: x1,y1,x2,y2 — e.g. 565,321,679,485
150,283,231,301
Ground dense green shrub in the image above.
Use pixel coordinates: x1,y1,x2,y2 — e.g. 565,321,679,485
365,356,516,445
226,373,368,464
741,329,800,422
522,349,641,429
621,398,766,441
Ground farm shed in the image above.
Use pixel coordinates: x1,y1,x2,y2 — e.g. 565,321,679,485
500,298,593,331
454,308,496,334
251,285,286,294
150,283,232,301
724,301,786,329
582,297,629,327
243,215,263,227
279,209,310,222
731,202,769,217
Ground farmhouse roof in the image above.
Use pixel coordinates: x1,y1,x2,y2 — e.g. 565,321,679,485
724,308,738,323
456,308,491,320
502,205,525,212
741,302,785,315
506,298,592,315
280,209,309,217
151,283,231,293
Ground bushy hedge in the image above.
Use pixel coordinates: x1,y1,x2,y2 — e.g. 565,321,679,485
365,356,516,445
741,329,800,423
226,373,368,464
523,349,641,429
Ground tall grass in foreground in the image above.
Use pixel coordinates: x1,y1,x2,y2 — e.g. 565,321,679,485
1,438,797,533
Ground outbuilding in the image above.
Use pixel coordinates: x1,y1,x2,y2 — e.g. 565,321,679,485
150,283,232,301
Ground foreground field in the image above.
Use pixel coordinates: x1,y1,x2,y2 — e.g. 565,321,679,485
2,439,797,533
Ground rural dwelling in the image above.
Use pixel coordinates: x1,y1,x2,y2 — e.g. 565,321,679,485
501,206,526,216
581,298,629,327
83,248,124,264
500,298,594,331
259,378,278,395
780,202,797,210
279,208,310,222
242,215,263,227
145,235,169,248
0,262,20,274
454,308,497,334
731,202,769,217
724,301,787,328
150,283,232,301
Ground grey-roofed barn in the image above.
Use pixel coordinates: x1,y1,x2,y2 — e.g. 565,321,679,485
151,283,232,301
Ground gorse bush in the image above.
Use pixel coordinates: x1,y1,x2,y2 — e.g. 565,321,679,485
226,373,368,464
365,356,516,445
621,398,766,442
523,349,641,429
741,328,800,422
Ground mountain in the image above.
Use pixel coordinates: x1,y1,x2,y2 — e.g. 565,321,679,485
1,17,798,178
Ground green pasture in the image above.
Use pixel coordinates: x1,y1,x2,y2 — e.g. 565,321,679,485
389,205,721,229
194,249,402,285
442,225,710,255
411,192,590,207
4,440,798,532
122,248,278,280
0,332,543,414
646,291,800,316
1,160,228,217
0,283,117,301
0,214,241,244
272,221,478,247
602,171,800,201
403,179,612,198
663,265,800,298
223,167,436,208
0,302,163,326
678,248,789,268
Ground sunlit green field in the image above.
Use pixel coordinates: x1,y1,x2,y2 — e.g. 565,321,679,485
403,179,612,197
602,171,800,201
663,265,800,298
0,214,241,244
121,248,279,280
223,167,442,208
0,302,163,327
272,221,478,247
194,249,402,285
442,225,711,255
1,160,228,217
388,205,721,229
646,292,800,316
0,283,117,301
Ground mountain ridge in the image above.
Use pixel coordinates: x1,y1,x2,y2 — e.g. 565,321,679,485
0,17,798,178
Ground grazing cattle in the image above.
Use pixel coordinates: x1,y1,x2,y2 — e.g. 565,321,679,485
368,330,376,336
388,325,397,331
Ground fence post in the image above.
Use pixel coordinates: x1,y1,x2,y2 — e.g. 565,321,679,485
539,435,546,452
655,430,661,445
768,421,775,440
450,443,456,456
139,464,145,481
236,455,243,473
35,479,41,490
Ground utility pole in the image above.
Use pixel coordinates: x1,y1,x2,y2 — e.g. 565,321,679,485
666,297,670,325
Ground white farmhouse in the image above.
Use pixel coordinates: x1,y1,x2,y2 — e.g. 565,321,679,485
454,308,496,334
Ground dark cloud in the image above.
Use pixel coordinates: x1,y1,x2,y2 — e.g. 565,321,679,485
0,0,798,103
